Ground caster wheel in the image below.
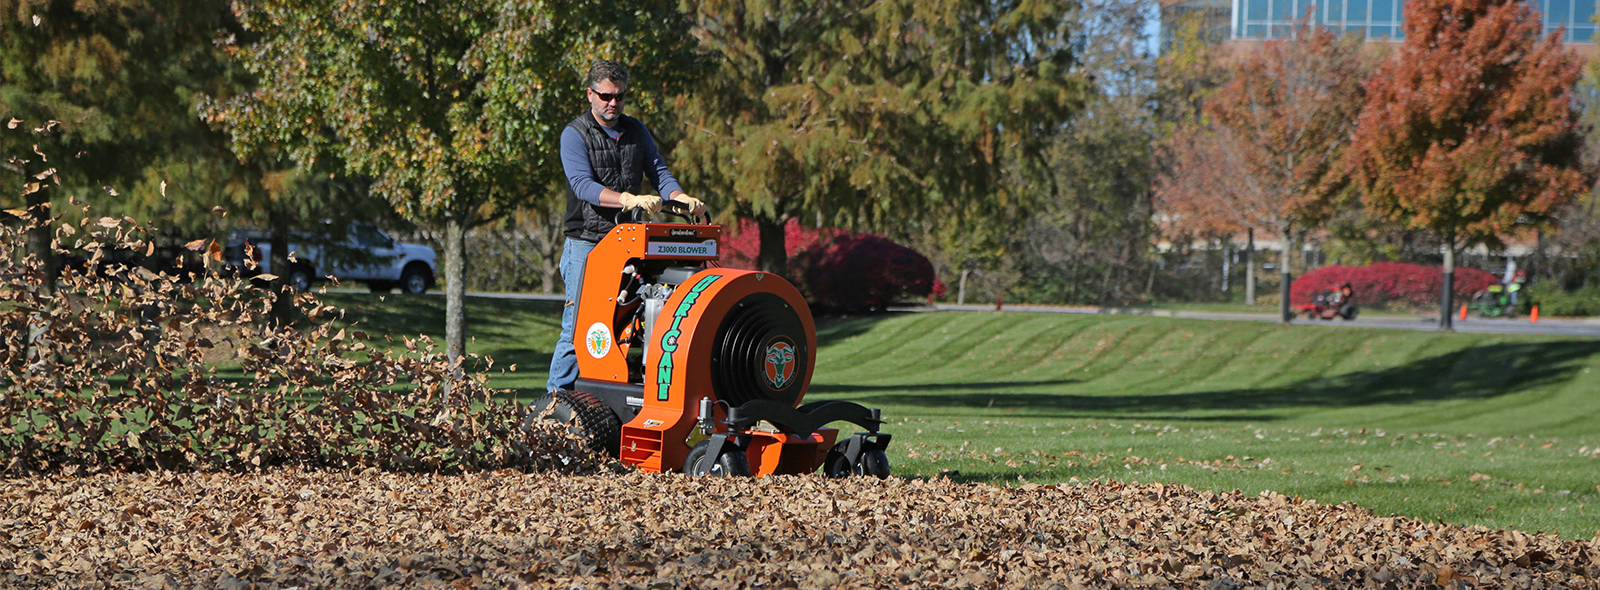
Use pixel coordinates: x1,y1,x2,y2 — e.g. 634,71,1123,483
856,449,892,479
823,448,853,478
684,440,751,477
822,441,891,478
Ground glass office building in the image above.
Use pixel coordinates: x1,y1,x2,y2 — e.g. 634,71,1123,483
1231,0,1597,43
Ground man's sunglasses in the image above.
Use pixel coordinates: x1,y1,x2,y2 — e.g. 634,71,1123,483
591,89,628,102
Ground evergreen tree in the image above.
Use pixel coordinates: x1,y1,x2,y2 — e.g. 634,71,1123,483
671,0,1091,276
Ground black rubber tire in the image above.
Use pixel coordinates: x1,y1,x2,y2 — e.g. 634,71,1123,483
367,281,394,293
285,266,313,292
823,448,853,478
822,441,891,478
683,440,752,476
527,390,621,457
1341,307,1359,320
400,265,431,294
857,449,892,479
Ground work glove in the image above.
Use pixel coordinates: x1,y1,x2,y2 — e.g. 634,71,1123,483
618,192,663,214
673,194,707,217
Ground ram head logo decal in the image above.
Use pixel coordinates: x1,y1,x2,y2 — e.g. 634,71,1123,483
763,337,797,390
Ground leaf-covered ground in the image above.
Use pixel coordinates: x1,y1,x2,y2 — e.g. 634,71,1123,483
4,470,1596,589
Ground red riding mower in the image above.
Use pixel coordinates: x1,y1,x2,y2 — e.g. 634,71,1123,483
531,201,891,477
1297,282,1358,321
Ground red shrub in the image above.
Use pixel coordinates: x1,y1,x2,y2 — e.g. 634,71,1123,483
1292,262,1500,309
718,219,835,270
719,219,939,309
794,233,939,310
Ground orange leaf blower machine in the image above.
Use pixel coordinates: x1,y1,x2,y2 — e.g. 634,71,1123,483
538,202,891,477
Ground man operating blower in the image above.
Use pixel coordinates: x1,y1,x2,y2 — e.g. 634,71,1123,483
531,61,891,477
547,59,706,394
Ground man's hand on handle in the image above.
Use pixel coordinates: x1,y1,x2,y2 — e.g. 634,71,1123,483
618,192,663,214
672,194,706,217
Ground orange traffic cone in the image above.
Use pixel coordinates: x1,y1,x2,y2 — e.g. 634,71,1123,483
1459,304,1468,321
1531,305,1539,323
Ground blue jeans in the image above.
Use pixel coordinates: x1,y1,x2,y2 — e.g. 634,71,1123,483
546,237,595,393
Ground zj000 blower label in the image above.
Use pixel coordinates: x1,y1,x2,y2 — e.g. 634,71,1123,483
656,274,721,401
647,240,718,258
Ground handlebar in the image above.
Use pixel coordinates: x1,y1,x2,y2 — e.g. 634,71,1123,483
659,198,711,225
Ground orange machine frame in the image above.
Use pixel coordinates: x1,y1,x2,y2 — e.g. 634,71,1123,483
572,222,836,475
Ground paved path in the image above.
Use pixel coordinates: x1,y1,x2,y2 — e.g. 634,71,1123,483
930,304,1600,337
334,288,564,302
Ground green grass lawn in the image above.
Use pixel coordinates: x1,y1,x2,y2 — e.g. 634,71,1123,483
324,293,1600,539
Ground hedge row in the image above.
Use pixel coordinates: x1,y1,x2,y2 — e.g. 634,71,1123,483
721,219,944,310
1290,262,1500,309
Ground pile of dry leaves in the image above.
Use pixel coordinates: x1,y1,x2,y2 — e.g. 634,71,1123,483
3,469,1595,588
1,182,596,476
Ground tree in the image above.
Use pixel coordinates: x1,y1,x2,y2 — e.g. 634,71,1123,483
1157,23,1366,321
1541,72,1600,290
1153,8,1230,129
1,0,246,281
1345,0,1588,330
207,0,703,362
671,0,1090,277
1012,0,1158,305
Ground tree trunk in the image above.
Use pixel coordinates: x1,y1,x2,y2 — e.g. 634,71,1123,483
1279,227,1294,323
1245,227,1256,306
958,269,970,305
20,178,54,369
756,214,787,277
268,214,294,327
1439,238,1455,331
1532,229,1547,286
24,189,54,294
537,222,560,294
1221,243,1231,293
444,215,469,363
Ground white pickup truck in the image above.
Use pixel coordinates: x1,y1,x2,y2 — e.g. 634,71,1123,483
227,222,437,294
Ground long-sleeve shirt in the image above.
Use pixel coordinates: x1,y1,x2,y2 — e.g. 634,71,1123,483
559,121,683,205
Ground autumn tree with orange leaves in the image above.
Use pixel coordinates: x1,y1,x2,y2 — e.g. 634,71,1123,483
1345,0,1588,330
1157,24,1366,322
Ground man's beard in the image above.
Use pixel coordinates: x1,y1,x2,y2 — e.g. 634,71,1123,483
595,105,622,122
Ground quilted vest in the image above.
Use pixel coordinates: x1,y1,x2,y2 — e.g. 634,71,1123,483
564,113,648,241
